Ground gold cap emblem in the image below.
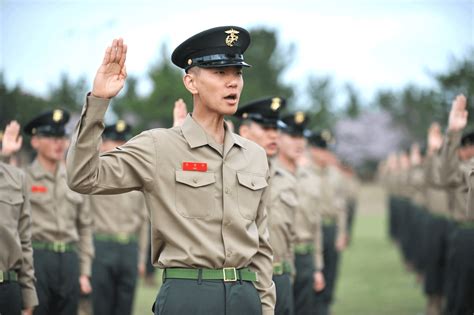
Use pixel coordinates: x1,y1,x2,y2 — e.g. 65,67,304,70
225,28,239,47
187,59,193,66
271,98,281,111
116,120,126,132
322,129,332,142
52,109,63,122
242,113,249,119
294,112,305,124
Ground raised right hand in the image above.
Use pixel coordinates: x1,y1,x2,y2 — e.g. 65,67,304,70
2,120,23,155
427,122,443,154
448,94,468,132
92,38,128,99
173,98,188,127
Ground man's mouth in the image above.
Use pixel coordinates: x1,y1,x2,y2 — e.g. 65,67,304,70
224,93,238,101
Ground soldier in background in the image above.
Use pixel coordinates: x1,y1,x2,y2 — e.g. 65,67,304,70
276,113,325,315
22,109,94,315
306,130,348,315
0,121,38,315
87,120,149,315
431,95,474,315
234,97,297,315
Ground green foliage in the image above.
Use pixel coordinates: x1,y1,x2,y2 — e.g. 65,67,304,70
344,83,362,118
305,75,336,130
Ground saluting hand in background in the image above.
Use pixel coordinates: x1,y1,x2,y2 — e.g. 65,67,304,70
448,94,468,132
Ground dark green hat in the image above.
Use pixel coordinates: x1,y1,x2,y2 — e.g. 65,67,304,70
234,97,286,128
280,112,309,136
306,129,334,149
23,108,70,137
461,130,474,147
103,120,132,142
172,26,251,72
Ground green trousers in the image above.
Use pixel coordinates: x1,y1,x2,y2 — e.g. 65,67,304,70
0,281,22,315
33,249,80,315
91,239,139,315
153,278,262,315
274,273,294,315
293,253,315,315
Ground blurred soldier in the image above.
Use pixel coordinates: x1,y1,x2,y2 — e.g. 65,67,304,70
22,109,94,315
422,122,451,315
0,121,38,315
87,120,149,315
278,114,325,315
66,27,276,314
432,95,474,315
306,130,348,315
235,97,298,315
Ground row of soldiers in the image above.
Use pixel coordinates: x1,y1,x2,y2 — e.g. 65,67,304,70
0,25,358,315
379,94,474,315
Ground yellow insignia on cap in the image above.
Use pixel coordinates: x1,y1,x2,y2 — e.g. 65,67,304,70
187,59,193,65
32,128,37,135
322,129,332,141
116,120,126,133
271,98,281,111
225,28,239,47
52,109,63,122
242,113,249,119
294,112,305,124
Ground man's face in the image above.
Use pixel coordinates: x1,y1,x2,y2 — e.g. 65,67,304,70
239,121,279,156
277,133,306,162
309,147,332,166
458,145,474,160
186,66,243,116
101,139,126,153
31,135,68,162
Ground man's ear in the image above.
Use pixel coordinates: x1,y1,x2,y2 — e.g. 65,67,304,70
183,70,198,95
239,124,249,137
30,136,39,150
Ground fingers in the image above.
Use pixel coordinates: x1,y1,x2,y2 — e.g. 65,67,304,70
119,43,127,67
102,38,127,66
452,93,467,111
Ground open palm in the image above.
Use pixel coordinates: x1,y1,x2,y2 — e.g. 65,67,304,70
92,38,128,99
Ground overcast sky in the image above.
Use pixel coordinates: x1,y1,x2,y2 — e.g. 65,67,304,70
1,0,473,106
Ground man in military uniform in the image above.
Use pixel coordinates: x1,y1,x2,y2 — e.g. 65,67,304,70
0,121,38,315
235,97,298,315
66,27,275,315
431,94,474,315
22,109,94,315
276,113,325,315
88,120,149,315
306,130,347,315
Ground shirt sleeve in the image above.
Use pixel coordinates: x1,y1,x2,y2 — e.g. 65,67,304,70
77,195,94,276
437,130,464,187
66,95,156,195
18,171,39,308
137,196,150,267
248,171,276,315
313,211,324,271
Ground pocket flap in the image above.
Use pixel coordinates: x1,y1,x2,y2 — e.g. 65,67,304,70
280,191,298,207
237,172,268,191
0,190,23,205
175,170,216,188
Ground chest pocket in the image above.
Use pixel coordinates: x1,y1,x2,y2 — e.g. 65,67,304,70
175,170,216,219
236,172,268,220
280,191,298,209
0,190,23,228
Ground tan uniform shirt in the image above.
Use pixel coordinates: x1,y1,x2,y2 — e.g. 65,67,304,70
66,96,276,314
295,166,324,270
316,164,348,240
423,155,450,216
268,158,297,271
26,159,94,276
408,165,426,207
89,191,149,265
434,130,474,221
0,162,38,308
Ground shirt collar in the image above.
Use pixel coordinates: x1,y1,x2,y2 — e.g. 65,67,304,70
30,158,65,181
180,114,245,153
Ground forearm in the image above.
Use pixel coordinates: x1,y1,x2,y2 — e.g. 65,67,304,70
438,130,463,186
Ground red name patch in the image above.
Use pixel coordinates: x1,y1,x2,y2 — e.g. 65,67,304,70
31,185,47,193
182,162,208,172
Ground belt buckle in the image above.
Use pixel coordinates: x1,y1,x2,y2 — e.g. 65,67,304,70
116,234,129,244
223,267,237,282
0,272,3,283
53,242,66,253
273,263,283,275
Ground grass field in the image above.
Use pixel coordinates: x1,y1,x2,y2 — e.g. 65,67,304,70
132,183,425,315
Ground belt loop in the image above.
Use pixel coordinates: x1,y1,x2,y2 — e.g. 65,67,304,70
197,268,203,285
162,269,167,283
238,269,243,285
